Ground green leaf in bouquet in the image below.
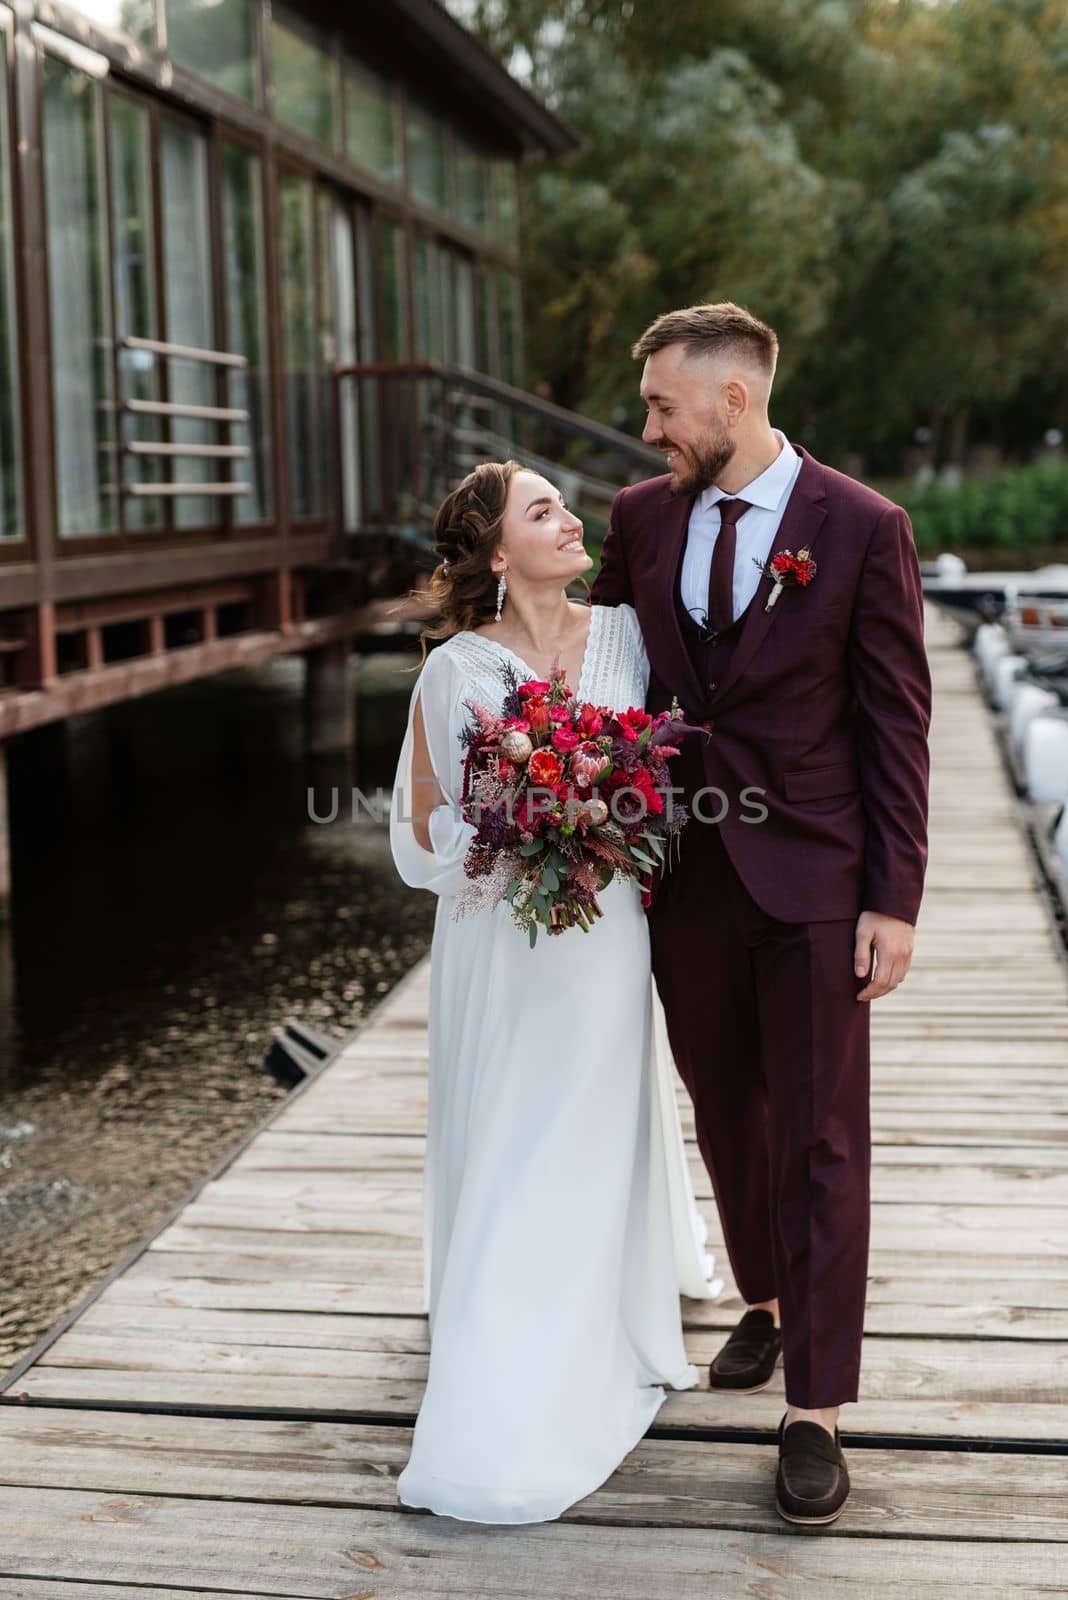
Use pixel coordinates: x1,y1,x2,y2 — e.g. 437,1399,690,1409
528,921,538,949
519,838,545,857
541,865,560,892
630,848,657,869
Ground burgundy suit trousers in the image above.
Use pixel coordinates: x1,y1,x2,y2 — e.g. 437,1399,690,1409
648,817,872,1408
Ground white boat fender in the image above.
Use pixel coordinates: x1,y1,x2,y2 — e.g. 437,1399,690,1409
1024,716,1068,806
993,654,1029,712
1011,686,1060,760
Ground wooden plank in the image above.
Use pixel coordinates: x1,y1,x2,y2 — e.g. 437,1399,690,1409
62,1292,1068,1343
0,1589,282,1600
231,1129,1068,1176
147,1197,1068,1259
0,1412,1064,1544
16,1335,1068,1441
31,1330,1067,1407
0,1488,1059,1598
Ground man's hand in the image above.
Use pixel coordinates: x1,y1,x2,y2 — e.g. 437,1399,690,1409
854,910,915,1001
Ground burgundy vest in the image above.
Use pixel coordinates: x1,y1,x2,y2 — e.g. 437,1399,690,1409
670,553,757,809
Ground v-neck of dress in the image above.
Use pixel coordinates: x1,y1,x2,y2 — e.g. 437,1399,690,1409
458,604,602,704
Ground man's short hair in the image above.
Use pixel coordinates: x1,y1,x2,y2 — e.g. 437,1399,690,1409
631,302,779,376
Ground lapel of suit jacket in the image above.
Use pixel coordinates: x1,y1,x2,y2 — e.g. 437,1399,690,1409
709,444,828,709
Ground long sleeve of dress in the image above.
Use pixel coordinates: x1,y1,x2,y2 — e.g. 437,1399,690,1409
389,645,478,899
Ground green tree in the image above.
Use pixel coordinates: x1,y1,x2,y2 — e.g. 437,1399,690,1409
449,0,1068,465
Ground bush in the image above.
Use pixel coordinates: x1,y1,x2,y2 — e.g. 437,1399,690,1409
898,461,1068,555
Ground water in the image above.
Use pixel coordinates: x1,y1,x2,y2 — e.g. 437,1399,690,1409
0,652,433,1372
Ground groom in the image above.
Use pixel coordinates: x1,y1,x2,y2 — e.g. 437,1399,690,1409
590,302,931,1526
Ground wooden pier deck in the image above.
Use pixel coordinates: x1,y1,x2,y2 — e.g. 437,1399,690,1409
2,606,1067,1598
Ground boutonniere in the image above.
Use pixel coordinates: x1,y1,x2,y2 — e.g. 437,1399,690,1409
752,547,817,612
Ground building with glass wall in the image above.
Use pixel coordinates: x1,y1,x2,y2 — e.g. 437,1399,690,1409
0,0,575,717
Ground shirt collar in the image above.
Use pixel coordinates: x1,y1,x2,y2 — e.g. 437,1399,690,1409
697,428,800,514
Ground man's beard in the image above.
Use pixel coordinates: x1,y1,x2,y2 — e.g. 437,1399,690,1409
661,430,736,496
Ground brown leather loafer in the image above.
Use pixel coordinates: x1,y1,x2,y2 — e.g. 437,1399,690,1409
775,1415,850,1526
708,1308,782,1392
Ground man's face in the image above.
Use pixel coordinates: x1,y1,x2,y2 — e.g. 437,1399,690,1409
639,345,735,496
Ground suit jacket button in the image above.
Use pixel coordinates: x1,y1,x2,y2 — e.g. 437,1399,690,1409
707,680,718,691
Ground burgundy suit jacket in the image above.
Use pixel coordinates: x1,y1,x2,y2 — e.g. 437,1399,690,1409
589,445,932,925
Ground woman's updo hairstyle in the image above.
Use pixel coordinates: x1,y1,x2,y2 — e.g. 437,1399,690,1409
404,458,523,670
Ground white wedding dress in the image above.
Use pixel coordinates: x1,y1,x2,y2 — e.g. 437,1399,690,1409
388,600,721,1525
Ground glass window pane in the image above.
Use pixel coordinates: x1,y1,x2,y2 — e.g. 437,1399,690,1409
354,207,381,518
443,248,475,368
42,54,117,537
497,270,520,386
0,29,23,539
477,263,497,376
58,0,154,44
270,1,338,148
378,217,408,362
316,189,337,521
493,158,519,254
456,138,489,237
412,234,442,362
109,92,163,532
344,55,399,184
167,0,258,107
161,116,218,528
407,102,448,213
278,169,321,518
221,141,273,524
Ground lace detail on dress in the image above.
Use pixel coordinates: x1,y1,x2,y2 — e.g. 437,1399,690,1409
582,603,649,708
439,633,521,716
442,604,649,714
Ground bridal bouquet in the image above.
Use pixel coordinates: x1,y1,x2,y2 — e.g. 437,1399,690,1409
453,660,701,945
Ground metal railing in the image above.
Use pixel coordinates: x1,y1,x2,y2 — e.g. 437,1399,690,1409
117,336,251,499
333,361,664,552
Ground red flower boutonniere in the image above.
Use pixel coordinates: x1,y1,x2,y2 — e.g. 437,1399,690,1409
752,547,817,612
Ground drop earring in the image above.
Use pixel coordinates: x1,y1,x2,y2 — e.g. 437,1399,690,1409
495,570,507,623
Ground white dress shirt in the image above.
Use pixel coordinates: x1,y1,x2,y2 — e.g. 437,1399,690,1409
680,428,804,625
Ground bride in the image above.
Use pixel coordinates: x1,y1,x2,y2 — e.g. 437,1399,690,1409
388,459,721,1525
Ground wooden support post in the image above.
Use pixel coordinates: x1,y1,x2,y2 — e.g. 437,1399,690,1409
141,615,166,655
303,639,355,757
0,741,9,921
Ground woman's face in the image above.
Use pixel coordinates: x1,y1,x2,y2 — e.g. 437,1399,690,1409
492,470,590,582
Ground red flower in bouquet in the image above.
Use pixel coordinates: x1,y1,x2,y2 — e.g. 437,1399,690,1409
528,748,564,786
601,765,665,817
524,697,552,733
578,704,604,738
569,741,606,788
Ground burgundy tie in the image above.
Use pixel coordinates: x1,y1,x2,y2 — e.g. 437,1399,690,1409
706,498,752,633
